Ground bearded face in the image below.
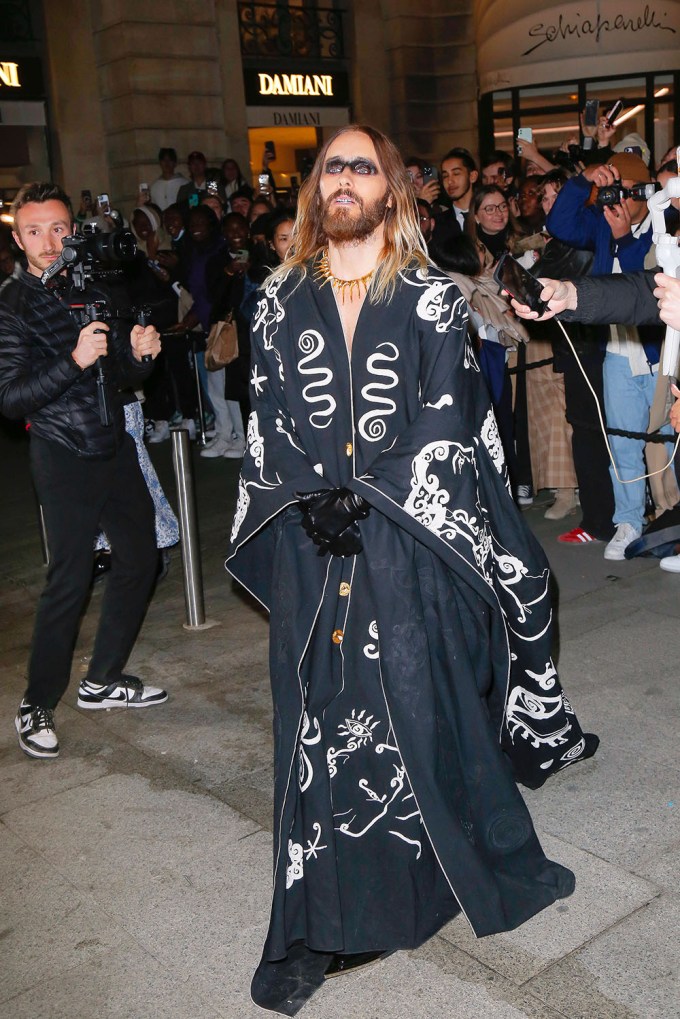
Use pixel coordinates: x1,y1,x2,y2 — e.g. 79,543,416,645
321,187,390,243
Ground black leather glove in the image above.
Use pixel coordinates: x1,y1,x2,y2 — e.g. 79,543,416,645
295,487,370,557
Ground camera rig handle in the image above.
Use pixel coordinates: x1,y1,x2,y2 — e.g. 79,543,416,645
649,152,680,380
135,305,153,363
83,301,112,428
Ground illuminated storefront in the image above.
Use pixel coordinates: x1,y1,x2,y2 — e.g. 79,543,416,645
238,2,350,191
475,0,680,165
0,53,50,202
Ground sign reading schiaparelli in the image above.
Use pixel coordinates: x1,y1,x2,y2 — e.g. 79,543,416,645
244,67,349,107
476,0,680,92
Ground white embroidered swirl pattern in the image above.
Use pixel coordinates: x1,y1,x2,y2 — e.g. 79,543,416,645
297,329,336,429
358,343,399,442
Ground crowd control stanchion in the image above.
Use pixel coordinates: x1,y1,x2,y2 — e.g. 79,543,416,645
171,428,219,631
191,335,208,447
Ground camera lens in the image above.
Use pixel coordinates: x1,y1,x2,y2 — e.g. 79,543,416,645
595,185,624,207
85,229,137,263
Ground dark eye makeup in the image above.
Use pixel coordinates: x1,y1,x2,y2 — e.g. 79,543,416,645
324,158,379,176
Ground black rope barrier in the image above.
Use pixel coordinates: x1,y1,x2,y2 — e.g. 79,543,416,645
507,356,554,375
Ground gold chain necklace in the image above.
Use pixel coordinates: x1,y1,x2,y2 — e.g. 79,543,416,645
316,250,375,302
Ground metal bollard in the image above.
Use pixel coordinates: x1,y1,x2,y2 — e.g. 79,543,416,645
171,428,219,631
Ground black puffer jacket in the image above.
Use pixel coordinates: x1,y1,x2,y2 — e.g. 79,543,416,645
0,268,152,459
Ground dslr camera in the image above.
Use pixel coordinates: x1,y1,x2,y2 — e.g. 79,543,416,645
595,182,659,208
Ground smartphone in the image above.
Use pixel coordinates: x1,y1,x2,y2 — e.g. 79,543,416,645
605,99,623,127
422,164,439,184
493,252,548,315
232,248,249,265
623,145,642,158
81,189,92,202
258,173,270,190
97,193,110,215
139,183,149,198
188,193,200,208
264,140,276,160
206,179,219,195
517,128,533,143
584,98,599,127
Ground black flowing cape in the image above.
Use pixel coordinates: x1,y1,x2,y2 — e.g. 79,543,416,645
226,261,597,959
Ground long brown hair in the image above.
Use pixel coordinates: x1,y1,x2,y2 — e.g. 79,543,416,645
270,124,428,302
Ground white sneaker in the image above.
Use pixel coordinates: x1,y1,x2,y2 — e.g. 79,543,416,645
200,436,232,458
659,553,680,573
170,418,196,440
603,522,641,561
515,484,534,507
15,701,59,759
77,676,167,709
223,438,246,459
147,420,170,444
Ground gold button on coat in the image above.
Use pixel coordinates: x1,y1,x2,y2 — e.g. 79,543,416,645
345,442,353,456
332,629,344,644
339,582,351,597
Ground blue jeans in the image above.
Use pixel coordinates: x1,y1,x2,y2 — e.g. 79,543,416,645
603,352,672,531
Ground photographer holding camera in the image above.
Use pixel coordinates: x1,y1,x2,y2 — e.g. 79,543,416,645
543,153,674,559
0,182,168,761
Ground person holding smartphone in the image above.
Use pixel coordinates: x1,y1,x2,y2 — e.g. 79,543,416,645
75,189,94,227
176,150,217,210
544,152,673,561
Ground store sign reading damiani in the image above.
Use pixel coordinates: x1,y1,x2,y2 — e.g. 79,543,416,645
244,67,349,107
0,62,20,87
258,72,333,98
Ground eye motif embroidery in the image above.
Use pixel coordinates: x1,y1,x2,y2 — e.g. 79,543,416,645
337,709,380,748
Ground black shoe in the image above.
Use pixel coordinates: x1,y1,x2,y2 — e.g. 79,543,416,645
251,943,334,1016
92,550,112,584
157,547,171,581
324,950,392,978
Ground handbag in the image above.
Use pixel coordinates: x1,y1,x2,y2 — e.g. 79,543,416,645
204,314,238,371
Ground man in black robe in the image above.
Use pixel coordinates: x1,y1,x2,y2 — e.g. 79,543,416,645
226,125,598,1016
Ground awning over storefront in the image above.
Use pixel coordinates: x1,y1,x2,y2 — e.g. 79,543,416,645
476,0,680,93
246,105,349,127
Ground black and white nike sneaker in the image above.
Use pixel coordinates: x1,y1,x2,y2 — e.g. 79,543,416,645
15,701,59,759
76,675,168,710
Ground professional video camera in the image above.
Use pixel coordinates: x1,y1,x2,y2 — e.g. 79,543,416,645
595,181,659,208
40,223,148,427
41,222,137,289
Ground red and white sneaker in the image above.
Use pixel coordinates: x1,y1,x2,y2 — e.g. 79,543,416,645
557,526,598,545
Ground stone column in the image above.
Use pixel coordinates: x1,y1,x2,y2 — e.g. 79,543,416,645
42,0,109,197
214,0,250,180
349,0,478,163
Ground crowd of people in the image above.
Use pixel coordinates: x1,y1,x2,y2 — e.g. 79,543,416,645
1,122,679,572
406,120,680,567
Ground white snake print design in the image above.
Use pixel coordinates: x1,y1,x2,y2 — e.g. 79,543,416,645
358,342,399,442
297,329,336,429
